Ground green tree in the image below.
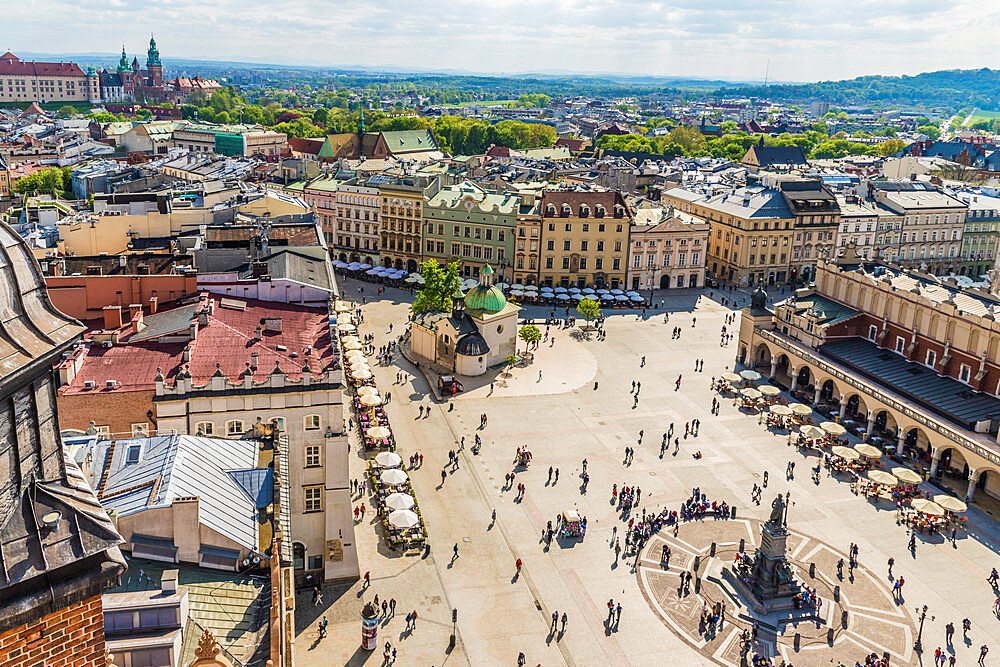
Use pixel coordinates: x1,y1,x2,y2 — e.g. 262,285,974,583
180,104,198,120
412,260,461,314
57,105,77,119
312,107,330,125
877,139,908,156
917,124,941,140
14,167,64,196
518,324,541,353
576,297,601,327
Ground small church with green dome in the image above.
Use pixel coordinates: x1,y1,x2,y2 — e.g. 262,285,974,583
410,264,520,377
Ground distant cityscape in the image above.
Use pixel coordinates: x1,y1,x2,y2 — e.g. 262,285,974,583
4,32,1000,667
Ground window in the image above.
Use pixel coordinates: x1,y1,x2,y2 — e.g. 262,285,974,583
565,223,572,232
128,648,172,667
139,608,178,629
595,258,603,270
227,419,244,436
95,425,111,437
597,241,605,251
895,337,905,354
195,421,213,436
304,486,323,513
545,257,553,269
960,364,971,383
633,255,641,268
562,257,570,269
272,417,285,431
579,257,587,269
125,444,141,466
308,555,323,570
580,240,588,252
306,445,321,468
868,325,877,341
678,253,686,266
613,258,621,270
563,240,571,251
925,350,936,368
104,611,134,633
647,254,655,267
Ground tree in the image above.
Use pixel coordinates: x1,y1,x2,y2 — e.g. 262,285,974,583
57,105,77,119
877,139,908,156
14,167,65,196
917,124,941,140
576,297,601,327
412,260,461,314
518,324,541,353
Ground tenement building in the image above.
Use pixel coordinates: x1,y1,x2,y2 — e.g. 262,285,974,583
739,248,1000,508
55,293,359,583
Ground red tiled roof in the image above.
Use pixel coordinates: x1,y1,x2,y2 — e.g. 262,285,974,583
288,137,324,155
61,297,335,395
0,55,85,78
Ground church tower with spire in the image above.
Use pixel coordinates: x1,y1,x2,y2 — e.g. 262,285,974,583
146,35,162,86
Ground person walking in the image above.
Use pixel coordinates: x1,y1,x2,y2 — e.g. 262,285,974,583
312,586,323,606
888,557,894,577
946,621,954,644
980,645,989,666
452,543,459,561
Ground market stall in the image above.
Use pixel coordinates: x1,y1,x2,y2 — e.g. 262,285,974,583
560,509,586,538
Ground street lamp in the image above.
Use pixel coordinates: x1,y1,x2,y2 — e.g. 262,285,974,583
913,604,933,653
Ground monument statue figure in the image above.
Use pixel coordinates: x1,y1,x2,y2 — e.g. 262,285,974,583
768,494,786,527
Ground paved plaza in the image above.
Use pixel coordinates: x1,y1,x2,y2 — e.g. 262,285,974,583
296,279,1000,666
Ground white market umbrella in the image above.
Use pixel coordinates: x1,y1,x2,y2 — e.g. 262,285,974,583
769,404,793,416
758,385,781,396
385,493,415,511
358,385,379,396
380,468,409,485
374,451,402,467
934,495,967,513
854,443,882,459
359,392,382,406
892,467,922,484
910,498,944,517
788,403,812,416
721,372,742,383
821,421,847,436
740,387,762,399
800,425,825,439
387,509,419,529
353,368,373,380
740,370,761,381
338,322,356,332
335,302,353,313
832,445,860,461
867,470,898,486
343,340,362,351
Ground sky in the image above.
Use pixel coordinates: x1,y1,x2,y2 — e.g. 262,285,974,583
6,0,1000,82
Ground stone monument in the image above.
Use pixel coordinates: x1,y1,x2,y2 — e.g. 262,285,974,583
732,493,802,612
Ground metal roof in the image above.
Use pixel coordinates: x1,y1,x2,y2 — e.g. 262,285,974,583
820,337,1000,429
91,434,261,551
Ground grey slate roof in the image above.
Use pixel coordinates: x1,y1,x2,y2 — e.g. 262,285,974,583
91,434,261,551
129,303,198,341
820,337,1000,430
787,294,860,327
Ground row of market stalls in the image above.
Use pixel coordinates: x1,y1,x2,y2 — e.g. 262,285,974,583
719,369,969,538
334,300,427,549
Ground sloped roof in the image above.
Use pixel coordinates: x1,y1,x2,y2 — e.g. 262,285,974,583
821,337,1000,430
380,129,438,154
91,434,261,551
785,294,860,327
743,145,808,167
0,56,85,77
0,220,84,378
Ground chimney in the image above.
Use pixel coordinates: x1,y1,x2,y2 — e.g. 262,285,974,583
103,305,123,329
161,569,179,594
250,351,259,370
149,296,158,314
255,325,263,341
129,304,143,334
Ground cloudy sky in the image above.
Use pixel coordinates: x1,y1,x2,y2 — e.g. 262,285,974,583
6,0,998,82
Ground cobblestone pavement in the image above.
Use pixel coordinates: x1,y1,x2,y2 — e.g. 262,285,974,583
300,278,1000,666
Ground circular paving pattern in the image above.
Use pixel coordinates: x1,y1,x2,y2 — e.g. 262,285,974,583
636,518,919,665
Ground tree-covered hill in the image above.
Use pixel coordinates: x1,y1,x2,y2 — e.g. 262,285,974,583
716,68,1000,109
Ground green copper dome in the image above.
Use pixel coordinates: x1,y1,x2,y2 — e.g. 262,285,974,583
464,284,507,315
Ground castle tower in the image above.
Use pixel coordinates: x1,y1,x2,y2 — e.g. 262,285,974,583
146,35,162,86
116,46,130,73
86,65,101,104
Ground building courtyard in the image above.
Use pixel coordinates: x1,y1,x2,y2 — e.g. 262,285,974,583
297,279,1000,666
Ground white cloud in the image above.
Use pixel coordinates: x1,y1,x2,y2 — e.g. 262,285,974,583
6,0,999,81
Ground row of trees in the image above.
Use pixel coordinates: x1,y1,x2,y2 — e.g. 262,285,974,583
595,127,909,161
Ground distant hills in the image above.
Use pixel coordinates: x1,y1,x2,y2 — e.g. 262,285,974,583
715,68,1000,110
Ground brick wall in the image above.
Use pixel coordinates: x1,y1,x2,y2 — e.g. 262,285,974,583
0,595,108,667
56,389,155,435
